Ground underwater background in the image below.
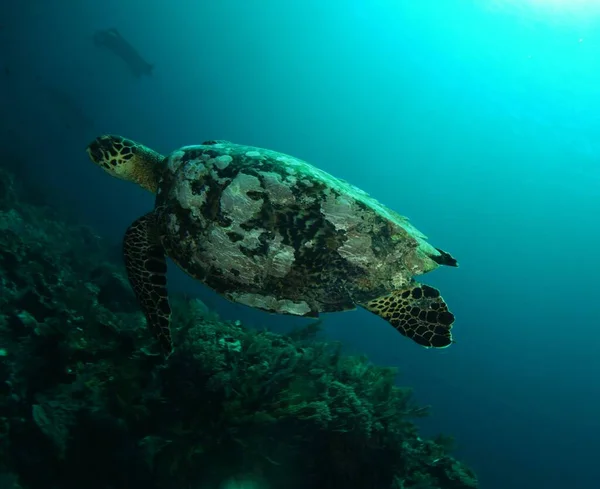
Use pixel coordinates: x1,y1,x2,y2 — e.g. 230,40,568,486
0,0,599,488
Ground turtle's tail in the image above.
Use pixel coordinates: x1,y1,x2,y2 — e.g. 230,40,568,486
430,247,458,267
86,134,164,193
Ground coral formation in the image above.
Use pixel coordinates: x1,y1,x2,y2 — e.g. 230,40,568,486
0,165,477,489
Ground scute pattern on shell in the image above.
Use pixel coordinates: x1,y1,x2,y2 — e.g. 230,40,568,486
154,141,443,316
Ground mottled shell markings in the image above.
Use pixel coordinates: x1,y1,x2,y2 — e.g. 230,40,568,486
228,292,311,316
173,160,209,219
195,169,296,286
264,235,295,278
148,141,455,324
168,213,180,234
220,172,263,223
338,233,377,269
167,149,186,174
262,172,295,206
320,191,360,231
199,172,264,285
214,155,232,169
205,227,263,285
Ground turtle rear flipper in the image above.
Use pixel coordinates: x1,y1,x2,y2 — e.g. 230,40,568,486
123,212,172,354
361,284,455,348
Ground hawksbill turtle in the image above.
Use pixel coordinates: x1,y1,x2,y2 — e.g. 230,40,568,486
86,135,459,354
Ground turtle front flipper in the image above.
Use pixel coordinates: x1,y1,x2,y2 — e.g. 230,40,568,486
123,212,172,354
361,284,455,348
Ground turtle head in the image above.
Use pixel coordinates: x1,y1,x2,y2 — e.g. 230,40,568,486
87,135,164,193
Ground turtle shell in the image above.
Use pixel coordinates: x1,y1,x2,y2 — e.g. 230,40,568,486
154,141,444,316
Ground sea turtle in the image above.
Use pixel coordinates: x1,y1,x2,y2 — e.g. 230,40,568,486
86,135,459,355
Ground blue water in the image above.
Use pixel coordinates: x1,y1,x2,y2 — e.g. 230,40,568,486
2,1,599,487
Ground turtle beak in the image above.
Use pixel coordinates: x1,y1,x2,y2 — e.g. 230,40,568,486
87,135,116,165
86,140,102,163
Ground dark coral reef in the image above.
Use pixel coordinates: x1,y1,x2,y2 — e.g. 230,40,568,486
0,164,478,489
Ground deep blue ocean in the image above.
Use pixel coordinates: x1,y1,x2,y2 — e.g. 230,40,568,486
1,1,599,488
